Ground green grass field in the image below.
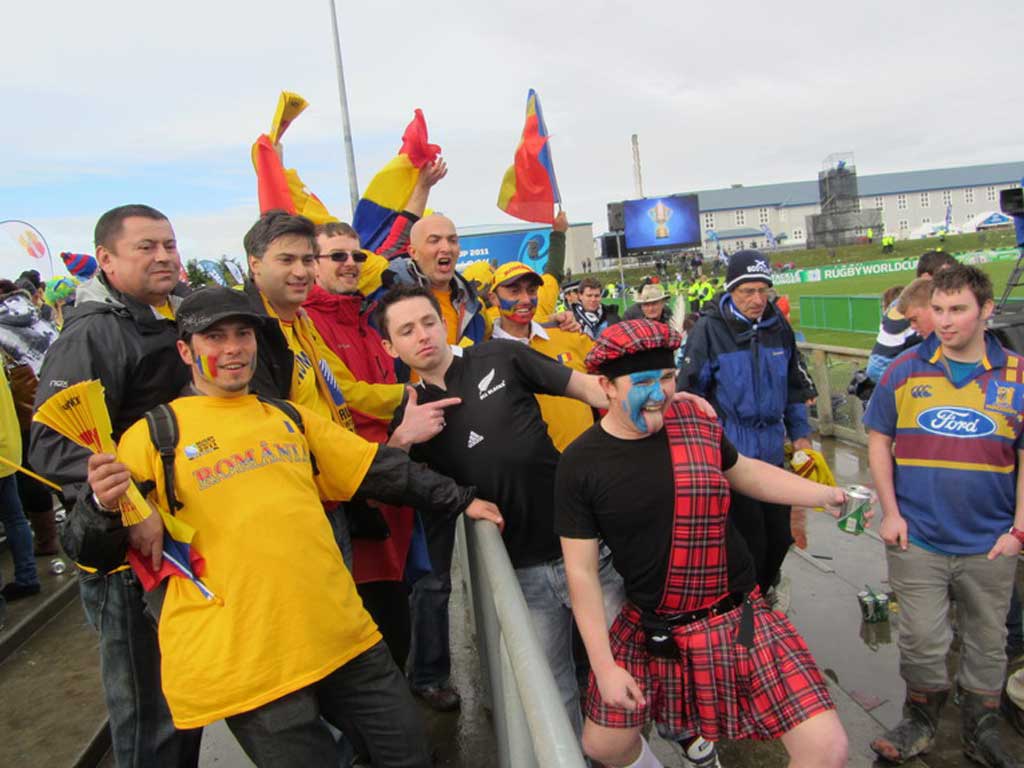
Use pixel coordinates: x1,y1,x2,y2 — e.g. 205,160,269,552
785,259,1020,349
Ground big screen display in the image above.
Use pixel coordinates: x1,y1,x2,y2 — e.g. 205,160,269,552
622,195,700,252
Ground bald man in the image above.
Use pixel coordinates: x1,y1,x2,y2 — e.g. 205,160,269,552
382,215,489,348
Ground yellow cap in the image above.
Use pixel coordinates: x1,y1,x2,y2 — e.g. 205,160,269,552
491,261,543,291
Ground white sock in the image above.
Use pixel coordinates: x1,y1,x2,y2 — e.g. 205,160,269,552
622,737,664,768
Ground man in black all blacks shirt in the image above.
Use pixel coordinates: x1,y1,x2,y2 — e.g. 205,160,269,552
555,320,851,768
375,283,631,737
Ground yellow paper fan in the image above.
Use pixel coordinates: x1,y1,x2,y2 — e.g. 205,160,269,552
34,380,151,525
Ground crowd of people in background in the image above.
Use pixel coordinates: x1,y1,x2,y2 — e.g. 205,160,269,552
2,174,1023,768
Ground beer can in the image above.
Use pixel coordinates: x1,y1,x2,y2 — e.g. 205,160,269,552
837,484,872,535
857,590,875,622
49,558,67,575
54,508,67,524
873,592,890,622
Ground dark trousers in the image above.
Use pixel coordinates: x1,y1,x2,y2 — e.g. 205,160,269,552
79,569,202,768
357,580,412,669
225,641,430,768
728,490,792,594
407,570,452,689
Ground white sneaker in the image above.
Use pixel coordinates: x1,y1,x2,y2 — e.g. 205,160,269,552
678,735,723,768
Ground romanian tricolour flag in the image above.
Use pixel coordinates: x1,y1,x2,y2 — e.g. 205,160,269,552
127,512,221,603
251,91,338,226
353,109,441,252
497,89,561,224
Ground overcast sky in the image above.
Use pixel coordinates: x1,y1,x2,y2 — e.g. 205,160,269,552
1,0,1021,277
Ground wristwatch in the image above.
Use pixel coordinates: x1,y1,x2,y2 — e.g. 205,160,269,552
1010,526,1024,545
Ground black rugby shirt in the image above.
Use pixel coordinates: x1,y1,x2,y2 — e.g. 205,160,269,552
393,340,572,568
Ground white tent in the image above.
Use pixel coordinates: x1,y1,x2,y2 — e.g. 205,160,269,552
963,211,1013,232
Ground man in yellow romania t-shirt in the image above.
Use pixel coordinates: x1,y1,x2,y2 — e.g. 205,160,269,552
87,286,501,766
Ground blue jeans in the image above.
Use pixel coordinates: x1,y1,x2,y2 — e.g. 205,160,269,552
515,547,625,739
0,474,39,587
79,569,202,767
407,569,452,689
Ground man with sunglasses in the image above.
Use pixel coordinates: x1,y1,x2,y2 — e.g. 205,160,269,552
305,221,424,671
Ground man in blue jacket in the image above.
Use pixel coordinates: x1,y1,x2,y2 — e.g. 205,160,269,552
678,250,816,598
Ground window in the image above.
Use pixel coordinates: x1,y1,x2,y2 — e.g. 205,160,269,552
965,188,975,204
874,196,885,209
735,210,745,226
921,217,931,225
792,228,804,240
942,190,952,206
735,241,744,250
703,212,715,230
899,219,909,231
987,186,997,202
897,194,907,210
758,207,769,225
919,192,930,208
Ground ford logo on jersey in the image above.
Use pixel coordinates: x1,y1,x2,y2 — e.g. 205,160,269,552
916,407,996,438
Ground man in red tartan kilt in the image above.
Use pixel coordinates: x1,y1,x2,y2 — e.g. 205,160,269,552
555,319,852,768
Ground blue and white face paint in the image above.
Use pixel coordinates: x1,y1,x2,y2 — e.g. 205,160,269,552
622,369,667,433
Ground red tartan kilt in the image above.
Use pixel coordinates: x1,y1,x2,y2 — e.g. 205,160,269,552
584,592,834,741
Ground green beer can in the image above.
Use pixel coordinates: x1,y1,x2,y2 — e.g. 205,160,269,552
837,484,872,535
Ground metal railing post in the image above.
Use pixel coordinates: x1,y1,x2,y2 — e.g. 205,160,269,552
466,519,587,768
810,347,834,436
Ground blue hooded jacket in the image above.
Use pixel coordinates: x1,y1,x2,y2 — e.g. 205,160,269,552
677,294,816,465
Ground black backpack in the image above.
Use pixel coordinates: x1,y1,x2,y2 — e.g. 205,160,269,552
142,396,319,514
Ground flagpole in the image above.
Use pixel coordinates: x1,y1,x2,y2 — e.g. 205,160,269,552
327,0,360,217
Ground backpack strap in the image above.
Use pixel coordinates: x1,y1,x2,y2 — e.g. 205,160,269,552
144,404,183,514
256,395,319,476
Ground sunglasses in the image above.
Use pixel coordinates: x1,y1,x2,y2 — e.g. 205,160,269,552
320,250,368,263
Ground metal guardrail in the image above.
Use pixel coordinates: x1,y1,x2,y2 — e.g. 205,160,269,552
798,341,869,446
456,517,587,768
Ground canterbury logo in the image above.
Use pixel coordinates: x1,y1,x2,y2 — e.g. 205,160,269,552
910,385,933,398
467,431,484,448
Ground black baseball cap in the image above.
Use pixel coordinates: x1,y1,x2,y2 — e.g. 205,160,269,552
177,286,265,338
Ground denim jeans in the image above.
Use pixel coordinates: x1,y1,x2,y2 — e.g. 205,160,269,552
887,543,1017,694
79,568,202,767
0,474,39,587
407,569,452,689
227,641,430,768
514,546,625,739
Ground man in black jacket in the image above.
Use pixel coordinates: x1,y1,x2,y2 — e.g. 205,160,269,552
30,204,200,767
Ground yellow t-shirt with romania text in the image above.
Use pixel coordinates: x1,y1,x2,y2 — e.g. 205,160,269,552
116,395,381,728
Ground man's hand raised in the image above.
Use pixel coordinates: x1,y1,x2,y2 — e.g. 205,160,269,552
416,159,448,190
388,387,461,451
464,498,504,531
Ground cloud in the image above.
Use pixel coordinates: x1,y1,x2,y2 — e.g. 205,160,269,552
2,0,1022,261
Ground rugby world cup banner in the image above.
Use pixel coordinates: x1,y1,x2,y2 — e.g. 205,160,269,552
456,227,552,273
771,248,1018,286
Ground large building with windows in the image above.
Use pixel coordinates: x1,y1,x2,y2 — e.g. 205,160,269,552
694,161,1023,253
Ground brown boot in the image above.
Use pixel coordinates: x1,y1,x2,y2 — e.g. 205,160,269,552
28,508,59,556
870,688,948,764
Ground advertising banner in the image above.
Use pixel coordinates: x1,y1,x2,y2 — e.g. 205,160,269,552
771,248,1018,286
456,228,552,273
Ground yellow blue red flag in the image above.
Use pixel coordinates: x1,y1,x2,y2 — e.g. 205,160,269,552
497,89,561,224
353,110,440,251
251,91,338,226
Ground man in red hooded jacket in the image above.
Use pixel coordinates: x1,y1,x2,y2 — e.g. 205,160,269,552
305,220,428,669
